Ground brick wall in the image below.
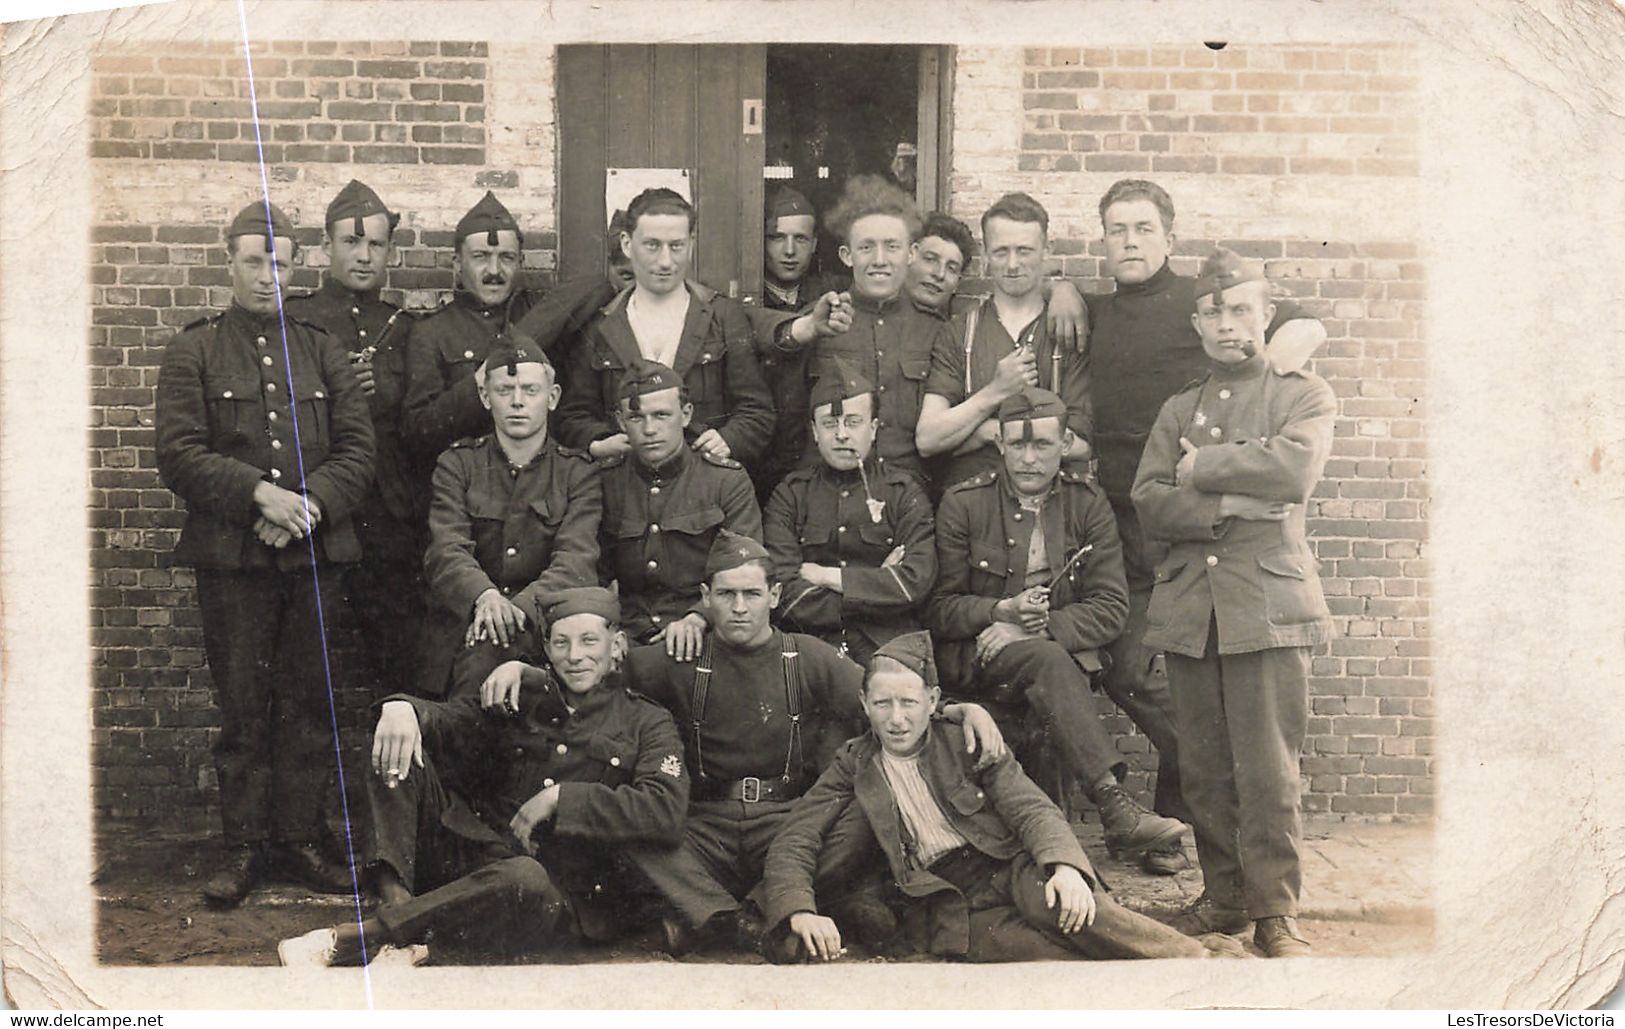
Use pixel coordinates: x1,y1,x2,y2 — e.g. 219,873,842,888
91,40,1430,833
953,44,1431,818
91,41,489,165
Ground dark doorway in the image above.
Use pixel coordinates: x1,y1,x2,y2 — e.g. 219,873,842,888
765,45,921,281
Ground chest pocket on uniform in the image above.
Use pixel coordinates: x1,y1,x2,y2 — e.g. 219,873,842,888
436,333,484,377
968,538,1010,589
585,734,635,783
686,337,727,422
657,504,725,540
290,371,331,453
1144,554,1191,631
202,373,262,444
857,519,897,559
896,354,931,426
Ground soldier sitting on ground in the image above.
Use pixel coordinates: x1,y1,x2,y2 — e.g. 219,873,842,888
276,587,691,967
760,631,1242,963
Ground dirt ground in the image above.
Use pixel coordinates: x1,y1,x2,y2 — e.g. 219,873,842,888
96,827,1432,967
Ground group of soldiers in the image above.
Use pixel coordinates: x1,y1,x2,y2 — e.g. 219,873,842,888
153,169,1338,968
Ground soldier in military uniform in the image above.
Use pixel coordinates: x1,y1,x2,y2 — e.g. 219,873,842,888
917,193,1094,491
421,335,600,696
597,359,762,658
276,587,692,966
1085,179,1329,875
621,531,1007,953
283,180,429,699
512,209,635,370
402,191,540,494
1131,249,1337,958
807,175,950,488
765,357,936,670
749,186,852,504
155,200,375,906
556,188,774,472
925,388,1187,862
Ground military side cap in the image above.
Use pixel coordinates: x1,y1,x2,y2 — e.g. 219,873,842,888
485,331,550,375
456,190,520,246
616,358,683,412
326,178,398,235
705,529,769,578
766,186,815,223
808,354,874,415
544,586,621,628
227,200,295,244
1193,247,1266,305
873,630,938,689
997,386,1068,441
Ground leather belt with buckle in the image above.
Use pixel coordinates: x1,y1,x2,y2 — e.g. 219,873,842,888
694,775,800,803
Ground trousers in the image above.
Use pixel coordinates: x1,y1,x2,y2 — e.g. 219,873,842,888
195,565,348,848
922,846,1205,961
980,638,1125,789
1099,498,1189,822
344,506,431,698
1164,617,1310,918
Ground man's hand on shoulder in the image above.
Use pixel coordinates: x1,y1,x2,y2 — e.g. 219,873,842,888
662,612,708,662
941,702,1007,770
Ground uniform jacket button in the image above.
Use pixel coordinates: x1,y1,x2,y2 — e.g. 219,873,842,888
506,546,517,556
268,410,278,420
222,390,234,399
1219,388,1232,400
270,469,282,480
255,335,267,345
556,743,568,755
464,349,475,359
647,559,659,570
271,439,282,450
543,777,555,787
261,355,273,366
1206,555,1218,567
1210,426,1222,438
609,756,621,767
978,559,989,568
1013,512,1022,521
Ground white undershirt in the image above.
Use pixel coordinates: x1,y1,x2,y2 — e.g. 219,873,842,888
626,286,691,368
878,747,970,868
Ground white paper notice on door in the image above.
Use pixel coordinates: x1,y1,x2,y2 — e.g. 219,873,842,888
606,168,693,228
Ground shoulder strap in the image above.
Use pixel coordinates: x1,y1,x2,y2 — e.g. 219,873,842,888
962,296,985,395
779,631,805,786
689,633,715,780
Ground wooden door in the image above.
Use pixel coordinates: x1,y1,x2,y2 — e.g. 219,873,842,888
557,45,766,300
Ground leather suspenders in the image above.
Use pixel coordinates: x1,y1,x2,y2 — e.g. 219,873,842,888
688,632,804,787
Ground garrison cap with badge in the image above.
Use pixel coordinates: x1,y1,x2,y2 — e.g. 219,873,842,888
544,586,622,629
997,386,1069,440
326,178,400,235
484,331,551,375
616,358,684,412
706,528,771,578
808,354,874,416
873,629,939,689
1192,246,1266,306
456,190,521,245
766,186,815,223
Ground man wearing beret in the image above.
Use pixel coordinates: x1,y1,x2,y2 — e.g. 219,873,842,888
421,334,600,696
277,587,692,966
621,531,1007,954
597,358,762,659
1131,248,1337,958
556,188,775,472
926,387,1188,862
917,193,1094,491
284,180,430,700
1085,179,1329,875
760,632,1237,963
155,199,375,906
402,191,541,491
765,356,937,669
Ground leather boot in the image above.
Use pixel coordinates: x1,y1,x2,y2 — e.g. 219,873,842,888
201,845,264,908
1095,783,1185,857
1254,915,1312,958
267,841,354,894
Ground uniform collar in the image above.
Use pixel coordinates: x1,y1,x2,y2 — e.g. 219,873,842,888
225,301,282,334
1115,259,1177,298
1209,353,1268,383
851,289,905,316
631,444,689,482
494,433,555,471
999,469,1061,507
319,275,380,305
454,287,513,316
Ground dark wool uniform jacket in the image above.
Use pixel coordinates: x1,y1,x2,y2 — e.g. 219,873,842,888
155,303,375,571
422,434,601,685
598,447,762,642
555,282,776,464
283,278,416,527
382,671,689,870
1130,355,1337,657
765,458,936,655
401,287,541,466
760,726,1095,957
924,467,1130,692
